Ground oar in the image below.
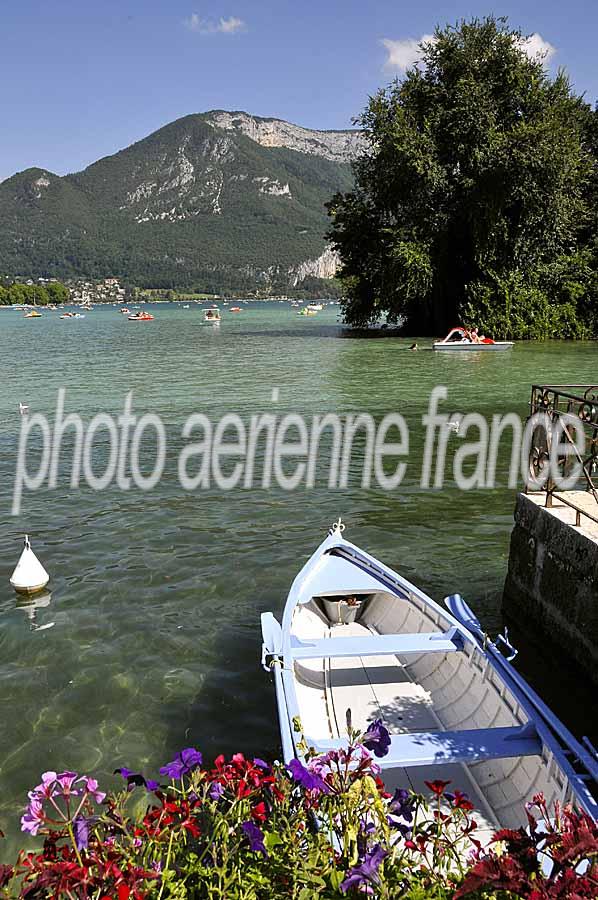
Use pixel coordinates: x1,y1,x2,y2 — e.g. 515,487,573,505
445,594,598,784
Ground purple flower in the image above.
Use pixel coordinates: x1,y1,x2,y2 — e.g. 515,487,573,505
340,844,388,893
287,758,330,793
362,720,391,758
30,772,57,800
242,821,267,856
209,782,225,800
79,777,106,804
357,820,376,857
389,788,413,823
21,800,44,836
159,748,203,780
388,788,414,836
56,771,79,796
114,768,160,793
74,816,89,851
253,758,269,770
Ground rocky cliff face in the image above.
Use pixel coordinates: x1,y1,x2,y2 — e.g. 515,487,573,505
207,110,364,163
290,247,341,284
0,111,360,293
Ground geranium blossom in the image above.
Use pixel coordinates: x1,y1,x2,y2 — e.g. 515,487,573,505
55,771,79,795
425,778,451,796
21,799,44,835
79,777,106,804
30,771,57,800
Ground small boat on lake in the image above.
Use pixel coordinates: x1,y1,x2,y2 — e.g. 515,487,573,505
203,308,221,324
60,312,85,319
298,307,317,317
230,306,242,313
127,311,154,321
24,310,42,318
307,303,323,312
120,307,131,315
434,326,513,351
261,521,598,830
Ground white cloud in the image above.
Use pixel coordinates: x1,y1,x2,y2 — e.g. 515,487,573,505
184,12,245,35
517,33,556,63
381,30,556,73
217,15,244,33
381,34,435,72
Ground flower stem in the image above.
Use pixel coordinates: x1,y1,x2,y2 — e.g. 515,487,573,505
157,828,175,900
67,821,84,868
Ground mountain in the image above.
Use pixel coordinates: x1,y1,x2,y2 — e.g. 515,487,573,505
0,111,363,294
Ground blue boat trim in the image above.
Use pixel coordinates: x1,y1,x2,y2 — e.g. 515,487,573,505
306,723,542,769
290,628,464,659
445,594,598,786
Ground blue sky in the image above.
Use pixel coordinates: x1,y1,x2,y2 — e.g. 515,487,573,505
1,0,597,182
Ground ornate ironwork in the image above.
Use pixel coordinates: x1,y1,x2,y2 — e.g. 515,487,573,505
527,385,598,518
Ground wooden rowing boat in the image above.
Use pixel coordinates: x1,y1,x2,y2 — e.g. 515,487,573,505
261,521,598,832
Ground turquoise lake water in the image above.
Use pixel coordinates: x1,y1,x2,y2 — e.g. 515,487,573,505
0,302,596,857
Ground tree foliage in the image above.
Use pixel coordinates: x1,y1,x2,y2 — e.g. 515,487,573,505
0,282,69,306
328,16,598,338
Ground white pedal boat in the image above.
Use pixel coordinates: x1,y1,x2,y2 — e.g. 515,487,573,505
433,327,513,351
261,521,598,832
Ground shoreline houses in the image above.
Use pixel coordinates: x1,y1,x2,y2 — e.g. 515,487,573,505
32,276,127,305
66,276,127,306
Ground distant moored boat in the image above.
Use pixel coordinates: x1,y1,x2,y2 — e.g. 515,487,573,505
128,311,154,321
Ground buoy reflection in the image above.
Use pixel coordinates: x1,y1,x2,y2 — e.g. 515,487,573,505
14,590,55,632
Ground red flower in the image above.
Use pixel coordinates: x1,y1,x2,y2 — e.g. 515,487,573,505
451,790,475,812
251,802,267,823
424,779,451,796
181,818,201,838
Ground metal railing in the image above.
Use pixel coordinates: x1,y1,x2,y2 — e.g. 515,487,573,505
526,384,598,527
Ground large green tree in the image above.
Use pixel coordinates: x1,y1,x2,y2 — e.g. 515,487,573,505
328,17,594,337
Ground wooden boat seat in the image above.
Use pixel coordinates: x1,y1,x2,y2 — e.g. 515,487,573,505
290,628,464,660
306,723,542,769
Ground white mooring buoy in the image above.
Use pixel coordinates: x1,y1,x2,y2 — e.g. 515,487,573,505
10,535,50,595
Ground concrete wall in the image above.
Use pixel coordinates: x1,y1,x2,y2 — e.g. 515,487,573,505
502,492,598,687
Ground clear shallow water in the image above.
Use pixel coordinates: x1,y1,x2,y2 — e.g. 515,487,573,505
0,303,596,857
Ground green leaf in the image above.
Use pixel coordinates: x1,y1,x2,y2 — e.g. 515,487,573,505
264,831,283,851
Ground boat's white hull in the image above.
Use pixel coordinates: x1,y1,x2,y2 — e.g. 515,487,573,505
433,341,513,351
261,525,598,833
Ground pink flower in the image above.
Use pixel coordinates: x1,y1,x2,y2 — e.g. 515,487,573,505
21,799,44,836
79,776,106,804
29,771,57,800
56,771,79,796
